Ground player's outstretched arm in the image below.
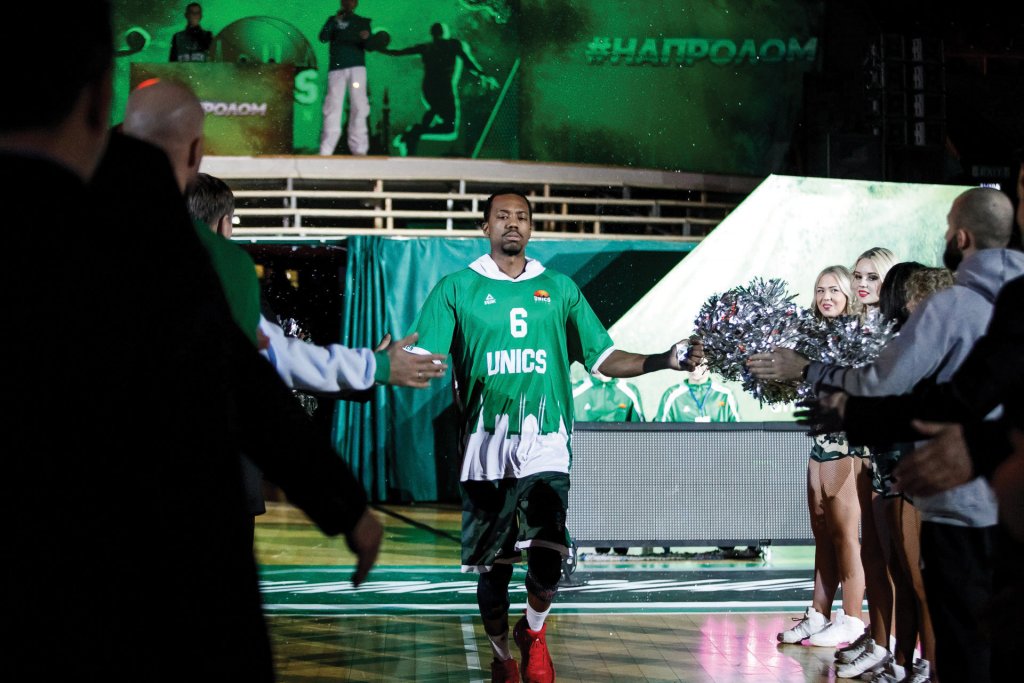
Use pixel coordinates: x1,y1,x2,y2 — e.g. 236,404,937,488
598,337,703,378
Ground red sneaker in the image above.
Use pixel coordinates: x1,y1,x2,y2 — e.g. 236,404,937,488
490,656,520,683
513,614,555,682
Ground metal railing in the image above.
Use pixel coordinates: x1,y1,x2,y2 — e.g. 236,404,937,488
199,156,760,242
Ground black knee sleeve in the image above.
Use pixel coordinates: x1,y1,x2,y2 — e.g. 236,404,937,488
477,563,513,623
525,547,562,602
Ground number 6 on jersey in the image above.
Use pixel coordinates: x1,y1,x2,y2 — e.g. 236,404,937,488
510,307,528,338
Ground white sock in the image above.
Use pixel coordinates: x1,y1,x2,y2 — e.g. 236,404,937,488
526,603,551,631
488,630,512,661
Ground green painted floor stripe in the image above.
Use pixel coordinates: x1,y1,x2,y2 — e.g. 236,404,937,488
258,565,837,616
263,602,821,617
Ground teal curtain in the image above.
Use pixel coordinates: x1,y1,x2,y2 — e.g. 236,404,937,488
334,236,695,502
335,237,390,500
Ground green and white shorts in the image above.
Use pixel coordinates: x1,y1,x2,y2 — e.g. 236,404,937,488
810,432,867,463
460,471,571,573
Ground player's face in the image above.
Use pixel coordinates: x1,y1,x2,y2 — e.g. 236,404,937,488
341,0,358,13
852,258,882,306
814,272,847,318
484,195,533,256
185,4,202,27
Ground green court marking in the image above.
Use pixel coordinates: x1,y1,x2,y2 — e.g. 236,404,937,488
259,565,827,616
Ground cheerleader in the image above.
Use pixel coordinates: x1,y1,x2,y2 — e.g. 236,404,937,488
753,248,899,678
777,266,868,647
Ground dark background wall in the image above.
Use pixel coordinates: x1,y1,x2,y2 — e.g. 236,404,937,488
794,2,1024,191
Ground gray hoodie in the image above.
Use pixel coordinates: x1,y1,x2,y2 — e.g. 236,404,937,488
807,248,1024,526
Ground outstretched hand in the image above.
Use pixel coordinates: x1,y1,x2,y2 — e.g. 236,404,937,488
747,348,809,382
379,332,448,388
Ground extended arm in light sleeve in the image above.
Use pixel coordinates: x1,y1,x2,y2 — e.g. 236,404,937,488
259,315,376,393
806,294,958,398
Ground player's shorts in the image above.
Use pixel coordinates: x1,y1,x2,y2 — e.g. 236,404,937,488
460,471,571,573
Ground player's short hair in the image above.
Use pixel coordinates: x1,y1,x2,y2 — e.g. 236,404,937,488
482,191,533,224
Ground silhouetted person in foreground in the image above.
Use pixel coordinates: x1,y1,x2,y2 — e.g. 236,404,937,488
5,2,383,679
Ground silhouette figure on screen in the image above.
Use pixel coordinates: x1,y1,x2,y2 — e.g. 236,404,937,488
169,3,213,62
383,22,498,156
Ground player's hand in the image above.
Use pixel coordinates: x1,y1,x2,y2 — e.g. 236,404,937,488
386,332,448,388
747,349,809,382
669,336,703,371
345,508,382,587
256,327,271,351
359,30,370,40
480,75,499,90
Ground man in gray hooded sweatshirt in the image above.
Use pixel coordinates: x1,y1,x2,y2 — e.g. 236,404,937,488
749,186,1022,682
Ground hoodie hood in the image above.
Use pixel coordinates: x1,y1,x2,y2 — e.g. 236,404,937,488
469,254,546,282
956,249,1024,304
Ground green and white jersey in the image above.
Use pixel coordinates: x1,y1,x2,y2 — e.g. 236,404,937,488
413,255,615,482
572,376,644,422
655,379,739,422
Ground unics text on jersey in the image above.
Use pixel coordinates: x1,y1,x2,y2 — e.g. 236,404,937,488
486,348,548,375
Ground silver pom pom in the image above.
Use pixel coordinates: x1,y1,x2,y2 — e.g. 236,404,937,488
693,279,897,406
796,313,898,399
693,278,813,405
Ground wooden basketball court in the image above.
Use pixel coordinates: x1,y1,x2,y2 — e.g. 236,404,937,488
256,503,843,682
